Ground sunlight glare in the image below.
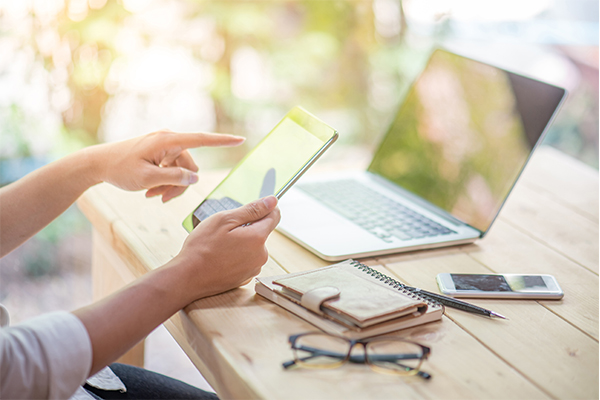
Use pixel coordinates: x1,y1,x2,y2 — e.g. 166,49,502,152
68,0,88,22
404,0,551,22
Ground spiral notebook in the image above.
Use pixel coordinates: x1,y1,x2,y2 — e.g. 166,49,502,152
255,259,443,339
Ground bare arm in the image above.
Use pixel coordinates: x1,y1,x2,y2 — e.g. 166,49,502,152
73,197,280,375
0,129,282,397
0,130,244,257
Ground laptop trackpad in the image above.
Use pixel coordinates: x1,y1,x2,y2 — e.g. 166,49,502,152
279,190,345,229
279,200,340,231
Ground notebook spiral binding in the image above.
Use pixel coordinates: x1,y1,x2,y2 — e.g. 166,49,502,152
349,260,441,308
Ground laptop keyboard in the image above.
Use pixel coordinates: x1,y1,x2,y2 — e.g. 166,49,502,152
298,180,456,243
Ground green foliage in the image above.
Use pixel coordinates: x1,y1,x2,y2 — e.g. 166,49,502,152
1,105,33,158
2,0,597,167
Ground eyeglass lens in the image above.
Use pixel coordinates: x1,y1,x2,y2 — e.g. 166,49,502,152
293,333,349,367
365,339,424,374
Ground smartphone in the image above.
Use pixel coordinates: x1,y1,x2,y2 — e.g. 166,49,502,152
182,106,338,232
436,273,564,299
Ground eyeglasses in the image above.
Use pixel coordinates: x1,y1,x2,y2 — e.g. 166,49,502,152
283,332,432,379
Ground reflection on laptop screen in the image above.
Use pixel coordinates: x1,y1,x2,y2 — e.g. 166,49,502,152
368,49,565,233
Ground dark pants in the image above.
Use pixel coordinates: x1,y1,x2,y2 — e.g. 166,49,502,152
84,363,219,400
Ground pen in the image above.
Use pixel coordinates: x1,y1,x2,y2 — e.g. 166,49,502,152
403,286,507,319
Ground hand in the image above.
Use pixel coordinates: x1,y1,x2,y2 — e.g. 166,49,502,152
173,196,281,300
72,196,280,377
90,130,245,202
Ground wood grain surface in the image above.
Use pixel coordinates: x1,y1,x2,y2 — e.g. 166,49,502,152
77,146,598,400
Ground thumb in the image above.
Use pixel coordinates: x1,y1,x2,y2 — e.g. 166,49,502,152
227,196,278,227
145,166,199,188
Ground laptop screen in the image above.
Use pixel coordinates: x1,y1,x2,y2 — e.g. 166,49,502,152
368,49,565,234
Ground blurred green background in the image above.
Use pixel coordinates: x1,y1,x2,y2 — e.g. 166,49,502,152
0,0,597,322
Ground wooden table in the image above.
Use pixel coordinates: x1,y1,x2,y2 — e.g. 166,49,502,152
77,146,598,400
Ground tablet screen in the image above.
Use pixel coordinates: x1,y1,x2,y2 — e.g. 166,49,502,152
184,107,337,230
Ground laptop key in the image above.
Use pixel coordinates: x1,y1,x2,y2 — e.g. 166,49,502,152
369,227,394,242
407,230,427,239
391,230,412,240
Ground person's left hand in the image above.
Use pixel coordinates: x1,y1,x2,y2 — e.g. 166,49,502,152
89,130,245,202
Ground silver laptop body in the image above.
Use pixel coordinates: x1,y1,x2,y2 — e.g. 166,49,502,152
277,49,567,261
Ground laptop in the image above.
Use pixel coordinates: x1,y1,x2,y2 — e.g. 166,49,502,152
276,49,566,261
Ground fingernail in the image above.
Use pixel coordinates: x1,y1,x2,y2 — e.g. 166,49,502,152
188,172,199,184
262,195,277,209
225,135,246,146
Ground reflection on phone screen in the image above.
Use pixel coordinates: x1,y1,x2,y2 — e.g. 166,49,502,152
193,168,276,222
451,274,549,292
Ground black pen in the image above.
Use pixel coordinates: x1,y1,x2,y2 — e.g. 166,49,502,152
404,286,507,319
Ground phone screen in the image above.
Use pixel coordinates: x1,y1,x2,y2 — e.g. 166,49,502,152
183,107,337,231
451,274,549,293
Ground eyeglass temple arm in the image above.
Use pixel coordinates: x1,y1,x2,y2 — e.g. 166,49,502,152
349,354,431,379
283,347,431,379
350,352,423,363
283,357,431,379
282,359,298,369
290,345,424,364
417,370,432,379
282,346,347,369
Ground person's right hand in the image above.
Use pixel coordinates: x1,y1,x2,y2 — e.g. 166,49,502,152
88,130,245,202
171,195,281,301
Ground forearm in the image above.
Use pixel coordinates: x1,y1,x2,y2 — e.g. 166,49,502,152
73,259,195,375
73,196,280,376
0,130,244,257
0,148,101,257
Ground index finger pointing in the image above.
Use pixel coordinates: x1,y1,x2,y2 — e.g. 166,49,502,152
167,132,245,149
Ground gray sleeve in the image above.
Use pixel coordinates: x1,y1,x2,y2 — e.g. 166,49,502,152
0,311,93,400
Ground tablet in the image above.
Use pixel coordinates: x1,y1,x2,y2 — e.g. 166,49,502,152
183,106,338,231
